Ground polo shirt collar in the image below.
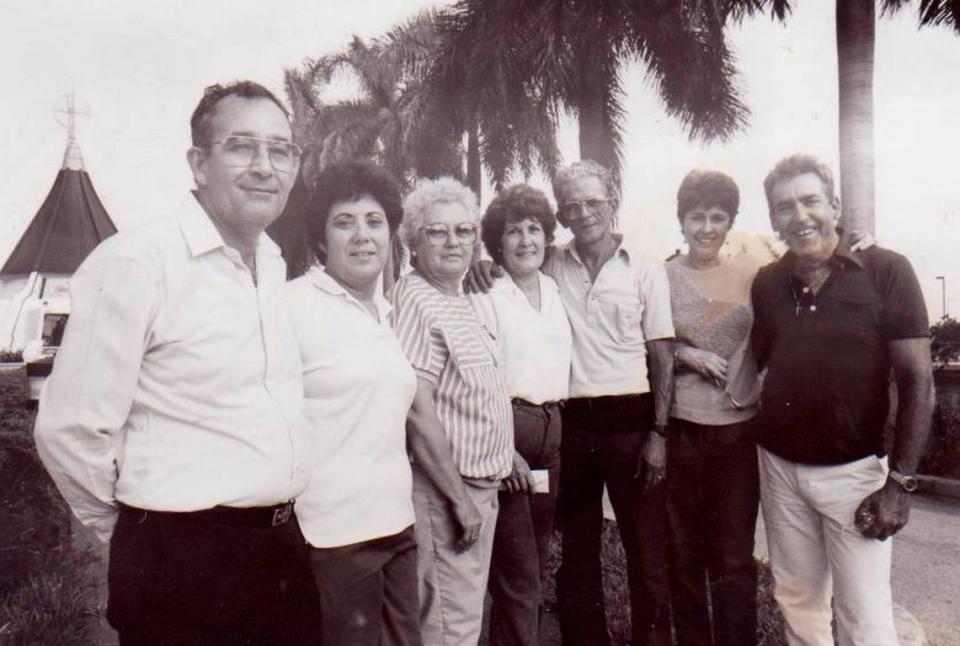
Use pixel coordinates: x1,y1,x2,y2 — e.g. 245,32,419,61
562,234,630,266
306,265,392,319
179,191,282,260
779,227,864,273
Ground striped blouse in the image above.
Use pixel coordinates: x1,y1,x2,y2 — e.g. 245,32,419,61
392,271,513,481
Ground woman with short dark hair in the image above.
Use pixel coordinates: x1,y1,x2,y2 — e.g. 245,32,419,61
665,169,763,646
288,161,418,646
471,184,571,646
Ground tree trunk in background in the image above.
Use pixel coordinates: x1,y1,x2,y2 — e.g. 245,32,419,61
836,0,876,234
576,48,620,181
466,120,482,201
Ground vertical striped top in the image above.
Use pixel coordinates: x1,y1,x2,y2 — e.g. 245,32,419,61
392,271,513,481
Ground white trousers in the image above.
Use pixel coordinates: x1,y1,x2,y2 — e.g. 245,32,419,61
758,448,898,646
412,467,499,646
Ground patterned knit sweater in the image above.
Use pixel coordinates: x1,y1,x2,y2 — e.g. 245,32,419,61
666,253,763,426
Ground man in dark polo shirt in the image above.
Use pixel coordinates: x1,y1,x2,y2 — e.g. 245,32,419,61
750,154,934,645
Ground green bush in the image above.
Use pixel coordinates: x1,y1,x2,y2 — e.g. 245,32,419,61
0,349,23,363
539,522,786,645
920,372,960,478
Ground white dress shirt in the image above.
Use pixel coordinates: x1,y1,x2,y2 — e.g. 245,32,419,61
34,195,310,543
469,272,572,404
543,237,674,398
289,267,417,547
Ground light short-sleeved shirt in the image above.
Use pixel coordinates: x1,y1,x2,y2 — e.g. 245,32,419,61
288,268,416,548
392,271,513,481
34,195,310,542
469,272,572,404
543,237,674,398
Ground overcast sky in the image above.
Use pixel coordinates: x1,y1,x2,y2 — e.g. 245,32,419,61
1,0,958,318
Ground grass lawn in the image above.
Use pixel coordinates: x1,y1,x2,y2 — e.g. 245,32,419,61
0,366,98,644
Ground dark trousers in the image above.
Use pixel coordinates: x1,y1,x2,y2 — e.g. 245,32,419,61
309,525,420,646
107,505,322,646
557,395,670,646
666,418,759,646
488,400,561,646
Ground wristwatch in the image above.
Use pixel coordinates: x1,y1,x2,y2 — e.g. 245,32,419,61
888,470,919,493
651,424,668,439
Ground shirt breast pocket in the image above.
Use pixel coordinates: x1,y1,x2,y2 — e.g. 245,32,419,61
615,303,643,346
445,325,497,372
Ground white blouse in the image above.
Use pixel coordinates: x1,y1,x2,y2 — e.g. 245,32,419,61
288,267,417,547
470,272,572,404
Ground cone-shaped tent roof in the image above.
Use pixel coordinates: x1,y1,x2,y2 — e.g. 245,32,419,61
1,131,116,275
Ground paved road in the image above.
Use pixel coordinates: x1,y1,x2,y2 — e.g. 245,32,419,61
756,494,960,646
891,495,960,646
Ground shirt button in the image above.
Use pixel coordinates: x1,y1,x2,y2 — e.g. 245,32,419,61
802,286,810,294
810,305,817,312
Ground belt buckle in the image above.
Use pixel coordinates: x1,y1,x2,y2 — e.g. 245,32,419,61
271,503,292,527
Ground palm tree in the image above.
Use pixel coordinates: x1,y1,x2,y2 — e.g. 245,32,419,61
427,0,753,185
744,0,960,233
285,11,461,190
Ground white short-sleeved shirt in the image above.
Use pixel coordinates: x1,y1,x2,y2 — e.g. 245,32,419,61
288,268,417,547
469,272,572,404
543,238,674,398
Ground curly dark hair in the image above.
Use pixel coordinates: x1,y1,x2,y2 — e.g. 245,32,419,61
481,184,557,266
676,169,740,224
190,81,289,147
304,161,403,263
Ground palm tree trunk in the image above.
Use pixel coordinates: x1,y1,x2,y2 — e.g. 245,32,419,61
466,119,482,201
576,56,619,178
836,0,876,234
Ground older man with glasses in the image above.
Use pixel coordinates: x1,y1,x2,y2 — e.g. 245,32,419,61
546,161,674,646
35,80,320,646
470,160,675,646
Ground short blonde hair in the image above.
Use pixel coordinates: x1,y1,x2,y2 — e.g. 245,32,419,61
400,177,481,249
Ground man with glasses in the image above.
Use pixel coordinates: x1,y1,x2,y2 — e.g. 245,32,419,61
546,160,674,646
468,160,675,645
35,81,320,646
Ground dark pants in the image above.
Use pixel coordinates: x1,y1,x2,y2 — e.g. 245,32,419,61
309,525,420,646
666,418,759,646
488,400,561,646
557,395,670,646
107,505,322,646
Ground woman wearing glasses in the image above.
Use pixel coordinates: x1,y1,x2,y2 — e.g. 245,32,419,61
392,177,514,645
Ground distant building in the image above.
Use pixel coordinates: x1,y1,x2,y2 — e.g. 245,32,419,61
0,119,116,358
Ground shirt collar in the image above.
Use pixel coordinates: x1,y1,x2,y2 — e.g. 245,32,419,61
306,265,392,319
562,234,630,266
779,227,864,272
179,191,282,260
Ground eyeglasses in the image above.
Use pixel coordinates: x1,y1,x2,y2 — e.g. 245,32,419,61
208,135,301,172
558,197,610,220
419,222,479,246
